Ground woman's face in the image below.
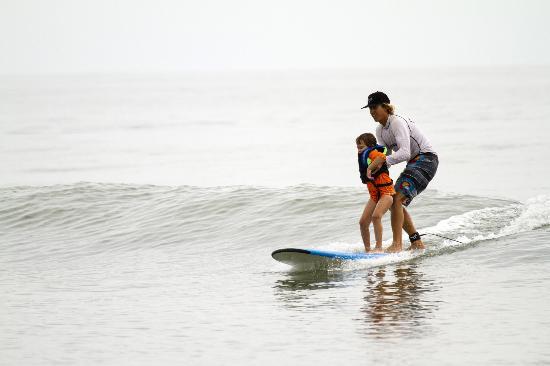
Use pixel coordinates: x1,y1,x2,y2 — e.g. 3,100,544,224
369,105,388,123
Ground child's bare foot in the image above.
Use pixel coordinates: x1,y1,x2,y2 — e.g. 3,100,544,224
385,242,403,253
364,246,371,253
370,247,384,253
406,240,426,251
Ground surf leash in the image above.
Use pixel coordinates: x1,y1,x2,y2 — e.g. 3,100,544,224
420,233,465,245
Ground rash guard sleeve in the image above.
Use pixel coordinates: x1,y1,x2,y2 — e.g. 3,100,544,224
375,127,388,153
385,118,411,167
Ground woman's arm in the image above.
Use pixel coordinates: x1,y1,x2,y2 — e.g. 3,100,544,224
366,156,386,180
375,128,392,156
386,118,411,167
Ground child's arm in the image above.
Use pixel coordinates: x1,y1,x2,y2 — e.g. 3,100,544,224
366,156,386,180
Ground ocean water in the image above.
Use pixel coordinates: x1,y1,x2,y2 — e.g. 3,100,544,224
1,67,550,365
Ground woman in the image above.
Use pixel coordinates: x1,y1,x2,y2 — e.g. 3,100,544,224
361,91,439,252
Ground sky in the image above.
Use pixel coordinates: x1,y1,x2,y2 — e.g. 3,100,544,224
1,0,549,74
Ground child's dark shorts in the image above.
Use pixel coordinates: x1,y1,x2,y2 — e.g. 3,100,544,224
394,152,439,207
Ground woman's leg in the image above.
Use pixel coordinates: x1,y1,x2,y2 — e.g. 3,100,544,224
386,192,406,252
394,154,439,250
359,199,377,252
371,195,393,253
403,207,425,250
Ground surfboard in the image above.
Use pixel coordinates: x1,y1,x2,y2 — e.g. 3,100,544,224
271,248,388,270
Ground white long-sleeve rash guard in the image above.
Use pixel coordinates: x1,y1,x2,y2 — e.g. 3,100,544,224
375,114,436,167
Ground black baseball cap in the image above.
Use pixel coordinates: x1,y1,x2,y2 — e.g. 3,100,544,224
361,91,390,109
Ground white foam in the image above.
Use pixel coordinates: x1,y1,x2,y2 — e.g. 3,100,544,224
499,195,550,236
341,251,418,271
424,194,550,247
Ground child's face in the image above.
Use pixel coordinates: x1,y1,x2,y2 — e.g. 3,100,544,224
357,141,367,152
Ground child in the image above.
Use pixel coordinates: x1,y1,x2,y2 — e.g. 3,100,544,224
356,133,396,253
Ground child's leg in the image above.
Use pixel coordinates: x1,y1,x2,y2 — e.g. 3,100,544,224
371,195,394,252
359,199,377,252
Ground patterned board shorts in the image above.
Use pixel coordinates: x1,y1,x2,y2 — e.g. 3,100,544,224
394,152,439,207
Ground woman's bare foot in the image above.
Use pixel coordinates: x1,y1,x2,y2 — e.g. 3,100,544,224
370,247,384,253
385,242,403,253
406,240,426,251
364,246,371,253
